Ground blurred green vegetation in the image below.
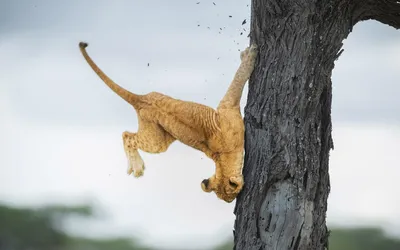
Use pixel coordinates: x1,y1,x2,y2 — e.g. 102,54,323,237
1,202,400,250
328,227,400,250
213,227,400,250
0,203,150,250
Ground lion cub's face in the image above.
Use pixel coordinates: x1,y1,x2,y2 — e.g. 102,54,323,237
201,175,244,202
200,151,244,203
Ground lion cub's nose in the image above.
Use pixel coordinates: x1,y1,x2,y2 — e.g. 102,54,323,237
202,179,209,187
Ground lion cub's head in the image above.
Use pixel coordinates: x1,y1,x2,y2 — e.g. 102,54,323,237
200,151,244,203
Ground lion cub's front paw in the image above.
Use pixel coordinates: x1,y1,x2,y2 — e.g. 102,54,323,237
240,44,258,62
248,44,258,60
240,44,258,76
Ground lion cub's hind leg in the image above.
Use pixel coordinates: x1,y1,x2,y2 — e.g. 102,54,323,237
122,132,145,177
122,117,175,177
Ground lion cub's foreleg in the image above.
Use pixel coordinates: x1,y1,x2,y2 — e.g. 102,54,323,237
122,118,175,177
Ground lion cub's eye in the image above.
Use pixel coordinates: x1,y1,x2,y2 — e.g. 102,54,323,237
229,180,238,189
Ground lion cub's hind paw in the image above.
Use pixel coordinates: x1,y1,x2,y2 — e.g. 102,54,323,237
132,167,144,178
126,155,145,178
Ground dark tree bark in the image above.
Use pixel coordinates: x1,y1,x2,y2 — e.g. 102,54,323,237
233,1,400,249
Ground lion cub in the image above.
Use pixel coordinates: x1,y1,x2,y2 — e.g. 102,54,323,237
79,42,257,202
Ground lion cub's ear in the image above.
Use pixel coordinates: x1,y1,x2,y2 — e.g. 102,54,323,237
229,176,244,191
201,179,213,193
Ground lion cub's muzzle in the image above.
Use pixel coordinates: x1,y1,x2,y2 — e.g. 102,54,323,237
201,176,244,203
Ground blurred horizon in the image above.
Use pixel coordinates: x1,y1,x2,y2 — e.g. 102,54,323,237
2,201,400,250
1,0,400,249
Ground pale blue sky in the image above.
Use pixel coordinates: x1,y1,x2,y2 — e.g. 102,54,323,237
1,1,400,249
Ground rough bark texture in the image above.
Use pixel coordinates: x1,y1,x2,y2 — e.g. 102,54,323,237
233,0,400,249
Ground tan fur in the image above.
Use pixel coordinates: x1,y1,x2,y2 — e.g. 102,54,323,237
79,42,257,202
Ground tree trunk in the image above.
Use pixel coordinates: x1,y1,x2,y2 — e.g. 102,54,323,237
233,0,400,249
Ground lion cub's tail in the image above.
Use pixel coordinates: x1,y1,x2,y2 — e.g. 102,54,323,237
79,42,143,108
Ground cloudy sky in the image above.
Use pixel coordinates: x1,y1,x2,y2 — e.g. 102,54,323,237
1,0,400,249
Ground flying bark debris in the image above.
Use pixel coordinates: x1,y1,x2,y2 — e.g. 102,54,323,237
196,2,200,4
213,2,216,5
229,15,232,18
147,63,149,67
242,19,247,25
240,32,243,35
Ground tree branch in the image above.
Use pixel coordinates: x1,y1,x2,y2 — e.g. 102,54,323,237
353,0,400,29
